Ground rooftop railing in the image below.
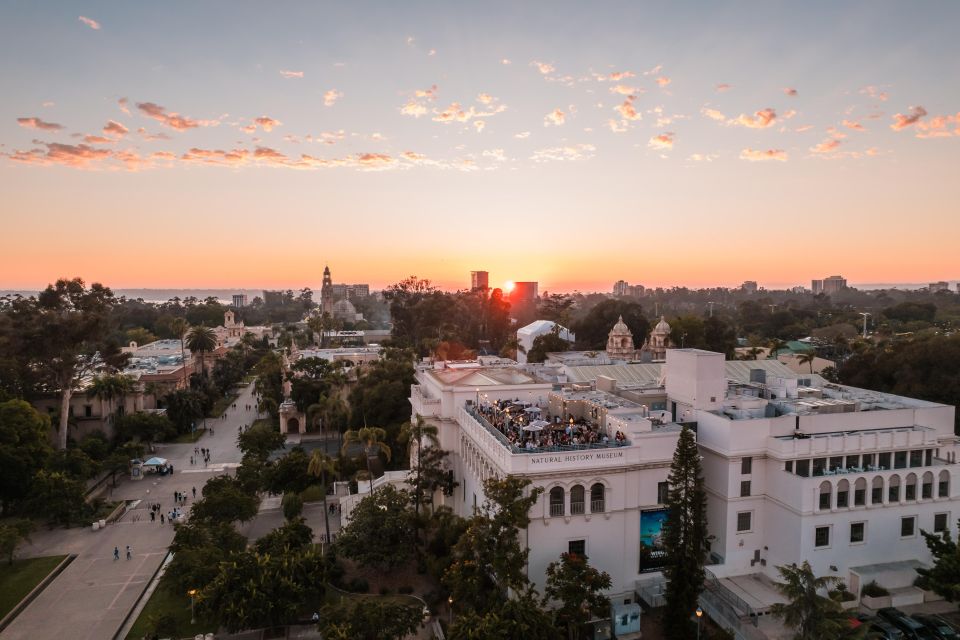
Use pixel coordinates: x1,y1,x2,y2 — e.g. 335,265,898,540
465,406,630,455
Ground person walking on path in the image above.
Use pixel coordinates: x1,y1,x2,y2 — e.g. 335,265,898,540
192,486,196,499
113,546,119,561
126,546,131,560
160,513,164,525
150,511,155,522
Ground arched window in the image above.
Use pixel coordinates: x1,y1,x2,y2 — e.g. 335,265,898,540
922,471,934,499
905,473,918,501
836,479,850,508
940,470,951,498
871,476,883,504
570,485,585,515
818,481,832,511
591,483,606,513
888,474,901,503
549,487,565,517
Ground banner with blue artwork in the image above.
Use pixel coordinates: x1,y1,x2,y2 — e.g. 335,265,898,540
639,508,668,572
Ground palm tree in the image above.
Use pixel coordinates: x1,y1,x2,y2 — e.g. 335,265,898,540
398,416,439,520
186,325,217,378
768,338,789,360
306,402,324,433
308,450,338,546
797,350,816,373
342,426,391,495
170,318,190,388
745,347,763,360
86,374,135,426
770,561,849,640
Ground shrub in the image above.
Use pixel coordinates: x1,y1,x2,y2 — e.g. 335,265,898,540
300,485,326,503
398,585,414,594
347,577,369,593
861,580,889,597
379,586,392,595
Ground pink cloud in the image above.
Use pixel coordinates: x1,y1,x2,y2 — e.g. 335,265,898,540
544,108,566,126
810,138,841,154
103,120,129,137
433,102,472,123
279,70,304,79
400,100,428,117
842,119,865,132
118,98,131,115
8,142,111,168
17,117,64,131
783,87,798,97
323,89,343,107
648,132,674,150
136,102,217,130
614,97,641,121
701,107,726,122
915,112,960,138
740,148,787,162
414,85,438,100
473,120,485,133
715,83,732,92
861,86,889,102
610,84,639,96
731,108,777,128
136,127,171,141
182,147,252,166
83,135,113,144
531,61,555,75
78,16,100,30
596,70,635,82
530,144,595,162
477,93,494,105
656,76,671,88
890,105,927,131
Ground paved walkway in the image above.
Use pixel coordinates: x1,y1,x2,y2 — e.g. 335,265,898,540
4,382,260,640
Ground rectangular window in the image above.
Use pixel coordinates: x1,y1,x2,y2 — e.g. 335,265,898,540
846,455,860,469
815,526,830,548
935,513,948,533
740,481,751,497
872,486,883,504
813,458,826,476
910,450,923,468
850,522,865,543
786,460,794,473
901,517,916,538
837,489,849,508
895,451,907,469
854,488,866,506
830,456,844,471
568,539,586,556
926,449,934,466
741,457,752,475
819,492,831,510
796,459,810,477
736,511,752,532
940,480,950,498
923,482,933,499
889,484,900,502
862,453,875,468
879,452,891,469
84,405,92,418
657,482,669,504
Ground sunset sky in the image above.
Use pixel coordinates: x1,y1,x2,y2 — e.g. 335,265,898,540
2,1,959,293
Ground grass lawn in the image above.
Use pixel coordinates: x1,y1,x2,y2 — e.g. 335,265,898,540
125,582,213,640
172,428,207,444
0,555,68,620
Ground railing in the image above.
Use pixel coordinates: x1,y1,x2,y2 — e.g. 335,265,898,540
465,406,631,455
591,499,605,513
550,503,564,517
570,500,585,515
703,568,760,623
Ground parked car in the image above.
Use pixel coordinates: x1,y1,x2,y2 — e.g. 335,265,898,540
867,619,906,640
911,614,960,640
877,608,938,640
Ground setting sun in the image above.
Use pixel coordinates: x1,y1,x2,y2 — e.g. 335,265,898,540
503,280,515,293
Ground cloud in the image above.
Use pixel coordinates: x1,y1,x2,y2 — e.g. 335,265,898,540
656,76,671,88
41,101,55,108
701,107,726,122
477,93,494,105
715,83,732,92
687,153,718,162
17,117,64,131
254,116,280,132
428,49,436,56
414,85,438,99
514,131,530,139
400,100,428,117
103,120,129,138
614,97,641,121
861,86,889,102
915,112,960,138
136,102,217,130
531,61,555,75
730,108,777,128
78,16,100,30
783,87,798,96
643,64,663,76
182,147,252,166
501,59,512,65
318,130,346,144
890,105,927,131
279,70,304,79
118,98,131,115
136,127,171,141
474,120,485,133
356,153,397,170
810,138,841,154
596,70,635,82
648,132,674,150
544,108,566,126
794,124,815,132
610,84,639,96
433,103,472,123
8,142,111,168
83,135,113,145
530,143,595,162
606,119,628,133
842,119,865,132
323,89,343,107
739,148,787,162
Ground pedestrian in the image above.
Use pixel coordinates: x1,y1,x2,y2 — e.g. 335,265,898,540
190,455,194,465
192,486,196,499
113,546,119,561
126,545,131,560
150,511,155,522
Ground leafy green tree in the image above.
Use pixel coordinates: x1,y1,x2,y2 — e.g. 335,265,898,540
282,492,304,520
0,519,35,564
571,299,649,350
238,421,286,461
262,446,312,496
669,315,706,350
544,553,611,640
449,588,561,640
662,426,710,638
307,450,337,543
166,519,247,595
342,426,392,494
163,389,206,434
703,316,737,357
190,475,259,524
26,470,89,526
320,599,424,640
335,484,414,571
170,317,190,387
399,416,439,520
917,519,960,602
0,399,52,515
255,516,313,555
186,325,217,378
86,373,135,427
114,411,176,444
770,561,852,640
253,351,284,416
527,326,572,363
347,349,415,430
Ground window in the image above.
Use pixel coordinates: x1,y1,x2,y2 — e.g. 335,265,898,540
819,484,832,510
923,480,934,500
813,458,826,476
657,482,669,505
84,405,92,418
910,450,923,468
742,457,753,475
850,522,865,544
815,526,830,548
590,483,605,513
934,513,948,533
549,487,565,517
905,483,916,501
846,455,860,469
785,460,794,473
796,459,810,477
830,456,844,471
862,453,875,468
736,511,752,532
837,488,848,508
871,486,883,504
570,485,585,515
940,474,950,498
895,451,907,469
740,481,751,497
926,449,934,466
854,484,866,507
889,483,900,503
879,452,891,469
568,539,585,556
901,516,916,538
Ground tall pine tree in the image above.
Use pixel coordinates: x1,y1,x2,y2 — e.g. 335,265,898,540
662,425,710,638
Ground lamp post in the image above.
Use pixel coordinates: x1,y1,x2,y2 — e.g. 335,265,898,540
188,588,198,624
448,596,454,626
695,606,702,640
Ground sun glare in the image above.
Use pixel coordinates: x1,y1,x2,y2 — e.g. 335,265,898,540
504,280,515,293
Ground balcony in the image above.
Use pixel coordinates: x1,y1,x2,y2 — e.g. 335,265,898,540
464,405,630,455
410,384,441,418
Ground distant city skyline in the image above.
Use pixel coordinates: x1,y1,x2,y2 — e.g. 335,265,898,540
2,2,959,289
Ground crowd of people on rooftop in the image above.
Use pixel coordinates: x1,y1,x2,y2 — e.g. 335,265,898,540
473,397,627,452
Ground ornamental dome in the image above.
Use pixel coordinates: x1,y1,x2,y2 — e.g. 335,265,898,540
609,315,631,336
653,315,671,334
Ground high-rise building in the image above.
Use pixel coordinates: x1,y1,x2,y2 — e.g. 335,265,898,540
812,275,846,295
232,293,248,308
613,280,629,296
740,281,758,295
613,280,644,297
471,271,489,291
929,281,950,293
509,281,539,322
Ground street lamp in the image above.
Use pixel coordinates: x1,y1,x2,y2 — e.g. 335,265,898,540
695,606,703,640
188,588,198,624
448,596,454,626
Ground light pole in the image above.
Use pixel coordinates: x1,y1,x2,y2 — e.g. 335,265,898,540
858,312,871,339
188,588,198,624
695,606,702,640
448,596,453,626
